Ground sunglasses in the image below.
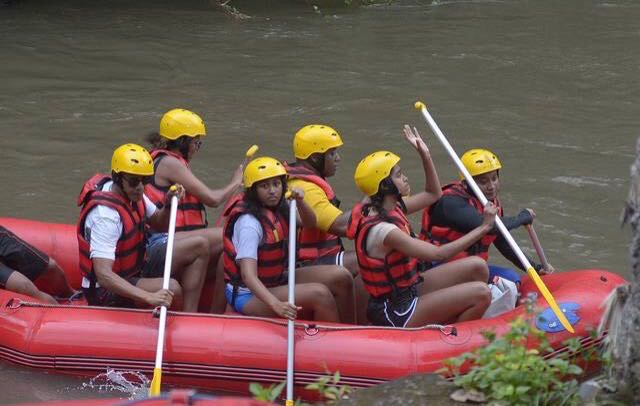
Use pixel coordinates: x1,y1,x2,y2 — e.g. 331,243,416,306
193,139,203,150
123,175,152,187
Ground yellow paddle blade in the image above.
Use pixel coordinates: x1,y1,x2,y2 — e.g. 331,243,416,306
148,367,162,397
526,267,575,333
285,400,295,406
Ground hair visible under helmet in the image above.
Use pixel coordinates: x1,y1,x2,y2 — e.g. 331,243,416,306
354,151,403,217
156,108,207,159
242,156,289,218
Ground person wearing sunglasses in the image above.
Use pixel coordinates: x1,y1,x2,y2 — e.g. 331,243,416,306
145,108,244,313
76,143,210,312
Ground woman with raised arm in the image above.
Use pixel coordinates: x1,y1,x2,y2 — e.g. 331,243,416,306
345,127,496,327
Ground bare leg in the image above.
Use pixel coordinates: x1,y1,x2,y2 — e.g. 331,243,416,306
296,265,355,324
242,283,339,322
210,254,227,313
6,271,58,304
32,258,76,297
170,236,210,312
341,251,369,325
135,277,183,310
418,256,489,295
406,282,491,327
176,227,223,279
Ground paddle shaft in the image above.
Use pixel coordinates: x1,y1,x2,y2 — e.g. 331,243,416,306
416,103,574,333
286,199,297,405
526,225,551,273
149,194,178,396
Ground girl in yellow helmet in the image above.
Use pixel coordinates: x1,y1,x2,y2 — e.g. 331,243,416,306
346,128,497,327
221,157,354,323
145,108,244,313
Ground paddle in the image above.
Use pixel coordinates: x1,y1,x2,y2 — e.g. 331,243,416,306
526,225,552,274
414,101,574,333
285,191,297,406
149,185,179,396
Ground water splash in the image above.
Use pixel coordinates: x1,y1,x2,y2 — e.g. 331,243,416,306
81,369,149,400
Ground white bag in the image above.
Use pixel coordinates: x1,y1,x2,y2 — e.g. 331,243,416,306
482,277,518,319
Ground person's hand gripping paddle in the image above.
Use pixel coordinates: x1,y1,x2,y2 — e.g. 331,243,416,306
415,101,574,333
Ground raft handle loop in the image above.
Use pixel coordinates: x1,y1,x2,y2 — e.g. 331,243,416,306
152,306,162,318
305,324,319,336
424,324,457,336
5,298,23,309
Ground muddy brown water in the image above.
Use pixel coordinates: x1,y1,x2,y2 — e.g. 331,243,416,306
0,0,638,402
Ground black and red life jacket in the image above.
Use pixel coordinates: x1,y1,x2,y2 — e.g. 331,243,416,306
145,149,207,232
222,194,288,288
284,162,343,261
346,203,420,299
76,174,147,281
419,181,503,261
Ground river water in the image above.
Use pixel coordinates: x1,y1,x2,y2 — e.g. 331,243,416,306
1,0,638,402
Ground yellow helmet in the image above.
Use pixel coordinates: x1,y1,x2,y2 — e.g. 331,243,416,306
293,124,344,159
159,108,206,140
460,148,502,179
243,157,287,188
111,144,154,176
354,151,401,197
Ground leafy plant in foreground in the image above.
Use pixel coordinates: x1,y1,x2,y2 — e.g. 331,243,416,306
250,369,352,404
440,296,588,406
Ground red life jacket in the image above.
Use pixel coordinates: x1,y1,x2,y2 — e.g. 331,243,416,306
346,203,420,299
222,195,288,288
419,181,503,261
284,162,343,261
145,149,207,232
76,174,147,281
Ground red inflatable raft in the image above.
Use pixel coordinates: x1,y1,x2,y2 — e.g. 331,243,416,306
0,217,626,399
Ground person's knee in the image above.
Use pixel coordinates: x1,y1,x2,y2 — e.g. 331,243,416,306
333,266,354,290
7,273,38,297
168,278,183,297
47,258,59,271
194,236,210,258
473,282,492,305
468,256,489,281
308,284,334,306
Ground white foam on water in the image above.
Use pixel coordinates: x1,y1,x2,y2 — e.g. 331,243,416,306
80,369,149,400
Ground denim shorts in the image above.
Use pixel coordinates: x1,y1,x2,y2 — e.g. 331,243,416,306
225,283,254,314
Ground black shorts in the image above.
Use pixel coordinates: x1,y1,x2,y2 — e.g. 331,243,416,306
140,239,168,278
297,251,345,268
0,226,49,288
84,275,140,308
367,286,419,328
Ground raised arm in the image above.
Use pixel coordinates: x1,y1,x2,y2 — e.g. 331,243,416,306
400,125,443,215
